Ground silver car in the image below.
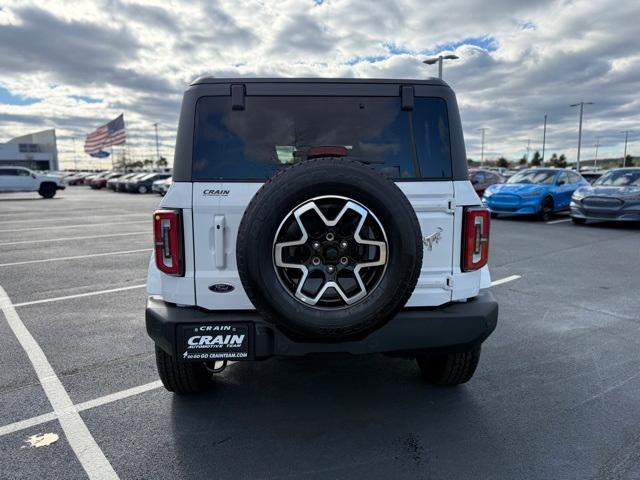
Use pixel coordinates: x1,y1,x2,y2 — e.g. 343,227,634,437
570,168,640,224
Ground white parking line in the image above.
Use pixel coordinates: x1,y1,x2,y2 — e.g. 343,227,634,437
547,218,572,224
0,220,148,233
0,212,149,225
0,381,163,438
0,248,152,267
491,275,521,286
0,412,58,437
75,381,163,412
13,284,147,307
0,285,118,479
0,231,148,247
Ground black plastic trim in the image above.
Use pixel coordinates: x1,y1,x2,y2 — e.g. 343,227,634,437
146,291,498,359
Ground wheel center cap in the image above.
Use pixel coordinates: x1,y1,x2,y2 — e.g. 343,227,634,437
324,246,339,262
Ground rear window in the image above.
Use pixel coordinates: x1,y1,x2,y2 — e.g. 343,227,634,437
192,96,452,180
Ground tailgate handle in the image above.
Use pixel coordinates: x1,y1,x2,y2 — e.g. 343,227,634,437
214,215,226,268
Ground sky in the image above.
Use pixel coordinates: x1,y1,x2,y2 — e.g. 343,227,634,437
0,0,638,168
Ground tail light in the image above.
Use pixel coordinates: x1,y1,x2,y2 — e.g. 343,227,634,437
153,209,184,276
462,206,490,271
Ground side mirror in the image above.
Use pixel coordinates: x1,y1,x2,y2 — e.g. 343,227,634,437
471,179,478,185
32,173,36,179
557,179,566,186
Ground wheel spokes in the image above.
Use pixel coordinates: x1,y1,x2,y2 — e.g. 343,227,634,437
274,197,388,307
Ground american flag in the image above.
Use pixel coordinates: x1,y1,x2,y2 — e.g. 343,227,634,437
84,114,126,154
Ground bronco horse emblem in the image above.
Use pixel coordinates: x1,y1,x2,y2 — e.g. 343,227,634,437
422,227,443,251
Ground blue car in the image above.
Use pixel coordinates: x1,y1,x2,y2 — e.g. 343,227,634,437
483,168,589,221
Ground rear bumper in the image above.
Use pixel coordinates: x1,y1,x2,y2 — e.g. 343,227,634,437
146,292,499,360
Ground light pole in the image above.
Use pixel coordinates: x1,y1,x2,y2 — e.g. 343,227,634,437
526,139,531,164
542,114,547,164
72,137,78,171
153,123,160,170
423,54,459,79
477,128,487,165
570,101,593,172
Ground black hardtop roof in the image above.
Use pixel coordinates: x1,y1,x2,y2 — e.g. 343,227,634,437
191,77,449,88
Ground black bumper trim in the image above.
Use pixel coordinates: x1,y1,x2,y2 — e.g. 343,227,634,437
146,292,498,359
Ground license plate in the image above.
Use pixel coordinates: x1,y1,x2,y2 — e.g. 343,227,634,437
178,323,251,362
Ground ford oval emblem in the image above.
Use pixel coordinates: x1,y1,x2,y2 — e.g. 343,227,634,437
209,284,235,293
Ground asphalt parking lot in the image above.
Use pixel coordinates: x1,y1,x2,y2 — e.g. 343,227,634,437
1,187,639,480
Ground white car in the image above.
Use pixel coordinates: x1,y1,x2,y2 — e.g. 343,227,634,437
146,78,498,394
0,166,65,198
152,176,172,195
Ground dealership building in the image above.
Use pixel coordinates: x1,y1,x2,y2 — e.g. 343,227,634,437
0,129,59,171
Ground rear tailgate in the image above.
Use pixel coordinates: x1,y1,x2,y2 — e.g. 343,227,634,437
192,181,455,310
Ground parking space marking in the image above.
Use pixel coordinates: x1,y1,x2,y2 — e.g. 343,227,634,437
0,412,58,437
0,248,151,267
13,284,147,308
0,381,162,438
0,285,118,479
0,231,148,247
74,381,163,413
0,220,148,233
547,218,572,224
491,275,521,286
0,213,149,225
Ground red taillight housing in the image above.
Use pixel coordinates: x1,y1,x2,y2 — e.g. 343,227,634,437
462,206,490,271
153,209,184,276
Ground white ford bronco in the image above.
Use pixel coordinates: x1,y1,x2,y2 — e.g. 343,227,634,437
0,166,65,198
146,78,498,393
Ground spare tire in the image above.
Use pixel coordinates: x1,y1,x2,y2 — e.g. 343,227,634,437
236,158,422,341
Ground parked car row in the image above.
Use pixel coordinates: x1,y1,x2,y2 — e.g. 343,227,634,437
62,170,172,195
478,167,640,225
102,172,171,193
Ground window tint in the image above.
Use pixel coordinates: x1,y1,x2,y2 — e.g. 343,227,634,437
0,168,18,176
474,172,486,183
557,172,568,184
16,169,31,176
412,97,452,178
193,95,452,180
568,172,582,183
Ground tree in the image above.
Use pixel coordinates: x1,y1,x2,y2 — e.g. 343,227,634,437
530,150,542,166
549,153,567,168
497,157,509,168
558,154,567,168
157,156,168,167
518,155,527,166
143,159,154,167
624,154,633,167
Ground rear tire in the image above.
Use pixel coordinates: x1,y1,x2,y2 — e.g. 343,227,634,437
416,347,481,385
155,346,211,394
571,217,587,225
490,212,498,219
38,183,57,199
137,185,148,194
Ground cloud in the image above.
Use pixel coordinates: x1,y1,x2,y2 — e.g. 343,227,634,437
0,0,638,167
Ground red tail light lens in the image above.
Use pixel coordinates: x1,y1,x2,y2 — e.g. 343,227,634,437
153,209,184,276
462,206,490,271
